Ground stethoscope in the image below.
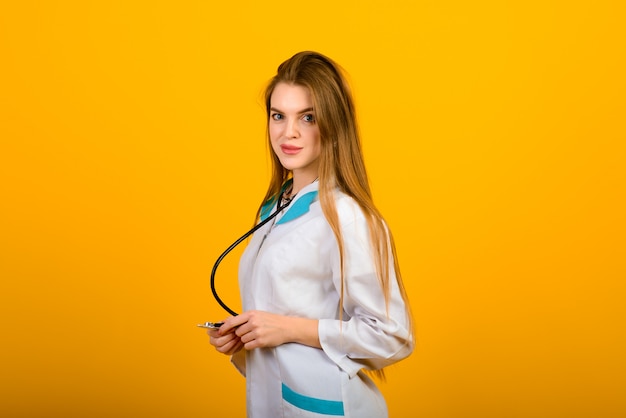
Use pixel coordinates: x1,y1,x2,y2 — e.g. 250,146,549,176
197,192,294,330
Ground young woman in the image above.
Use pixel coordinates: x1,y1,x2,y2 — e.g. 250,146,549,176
208,51,413,417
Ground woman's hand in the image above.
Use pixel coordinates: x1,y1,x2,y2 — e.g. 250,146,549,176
218,310,320,350
208,319,244,355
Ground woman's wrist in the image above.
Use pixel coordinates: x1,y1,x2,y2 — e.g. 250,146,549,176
287,317,321,348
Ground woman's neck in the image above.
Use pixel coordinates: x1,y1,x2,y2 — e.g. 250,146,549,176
290,174,319,197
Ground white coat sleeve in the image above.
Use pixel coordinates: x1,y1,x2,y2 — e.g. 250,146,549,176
318,201,413,378
230,350,246,377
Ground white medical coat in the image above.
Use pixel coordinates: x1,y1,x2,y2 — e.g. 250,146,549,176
231,181,413,417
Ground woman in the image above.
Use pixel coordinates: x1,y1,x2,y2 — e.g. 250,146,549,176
208,51,413,417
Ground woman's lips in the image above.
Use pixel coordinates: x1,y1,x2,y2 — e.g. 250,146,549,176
280,145,302,155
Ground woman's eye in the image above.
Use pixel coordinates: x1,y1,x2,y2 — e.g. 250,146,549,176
303,114,315,123
271,113,283,121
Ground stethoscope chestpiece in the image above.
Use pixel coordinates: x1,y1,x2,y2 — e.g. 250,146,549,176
197,321,224,329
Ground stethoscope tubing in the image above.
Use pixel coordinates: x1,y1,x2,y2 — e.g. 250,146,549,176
210,197,292,317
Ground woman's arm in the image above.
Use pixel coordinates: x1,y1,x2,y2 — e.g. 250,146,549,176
318,199,414,377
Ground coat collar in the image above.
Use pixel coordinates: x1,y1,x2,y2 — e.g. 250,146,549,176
260,179,319,225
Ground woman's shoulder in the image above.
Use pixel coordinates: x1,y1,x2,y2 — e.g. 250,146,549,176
333,189,367,225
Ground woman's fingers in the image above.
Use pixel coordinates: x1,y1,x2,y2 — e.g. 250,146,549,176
209,329,242,354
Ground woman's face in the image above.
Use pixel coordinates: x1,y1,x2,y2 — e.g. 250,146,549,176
269,83,321,183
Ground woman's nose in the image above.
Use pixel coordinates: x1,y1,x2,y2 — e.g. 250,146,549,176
285,118,299,139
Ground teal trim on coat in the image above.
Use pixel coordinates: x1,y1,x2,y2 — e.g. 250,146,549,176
275,190,318,225
260,180,318,224
282,383,345,416
260,180,293,221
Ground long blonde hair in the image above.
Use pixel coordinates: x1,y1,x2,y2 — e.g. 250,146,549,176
259,52,412,372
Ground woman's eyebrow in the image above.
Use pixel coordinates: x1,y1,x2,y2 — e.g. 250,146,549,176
270,107,315,114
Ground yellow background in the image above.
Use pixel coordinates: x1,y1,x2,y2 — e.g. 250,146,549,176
1,1,624,417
